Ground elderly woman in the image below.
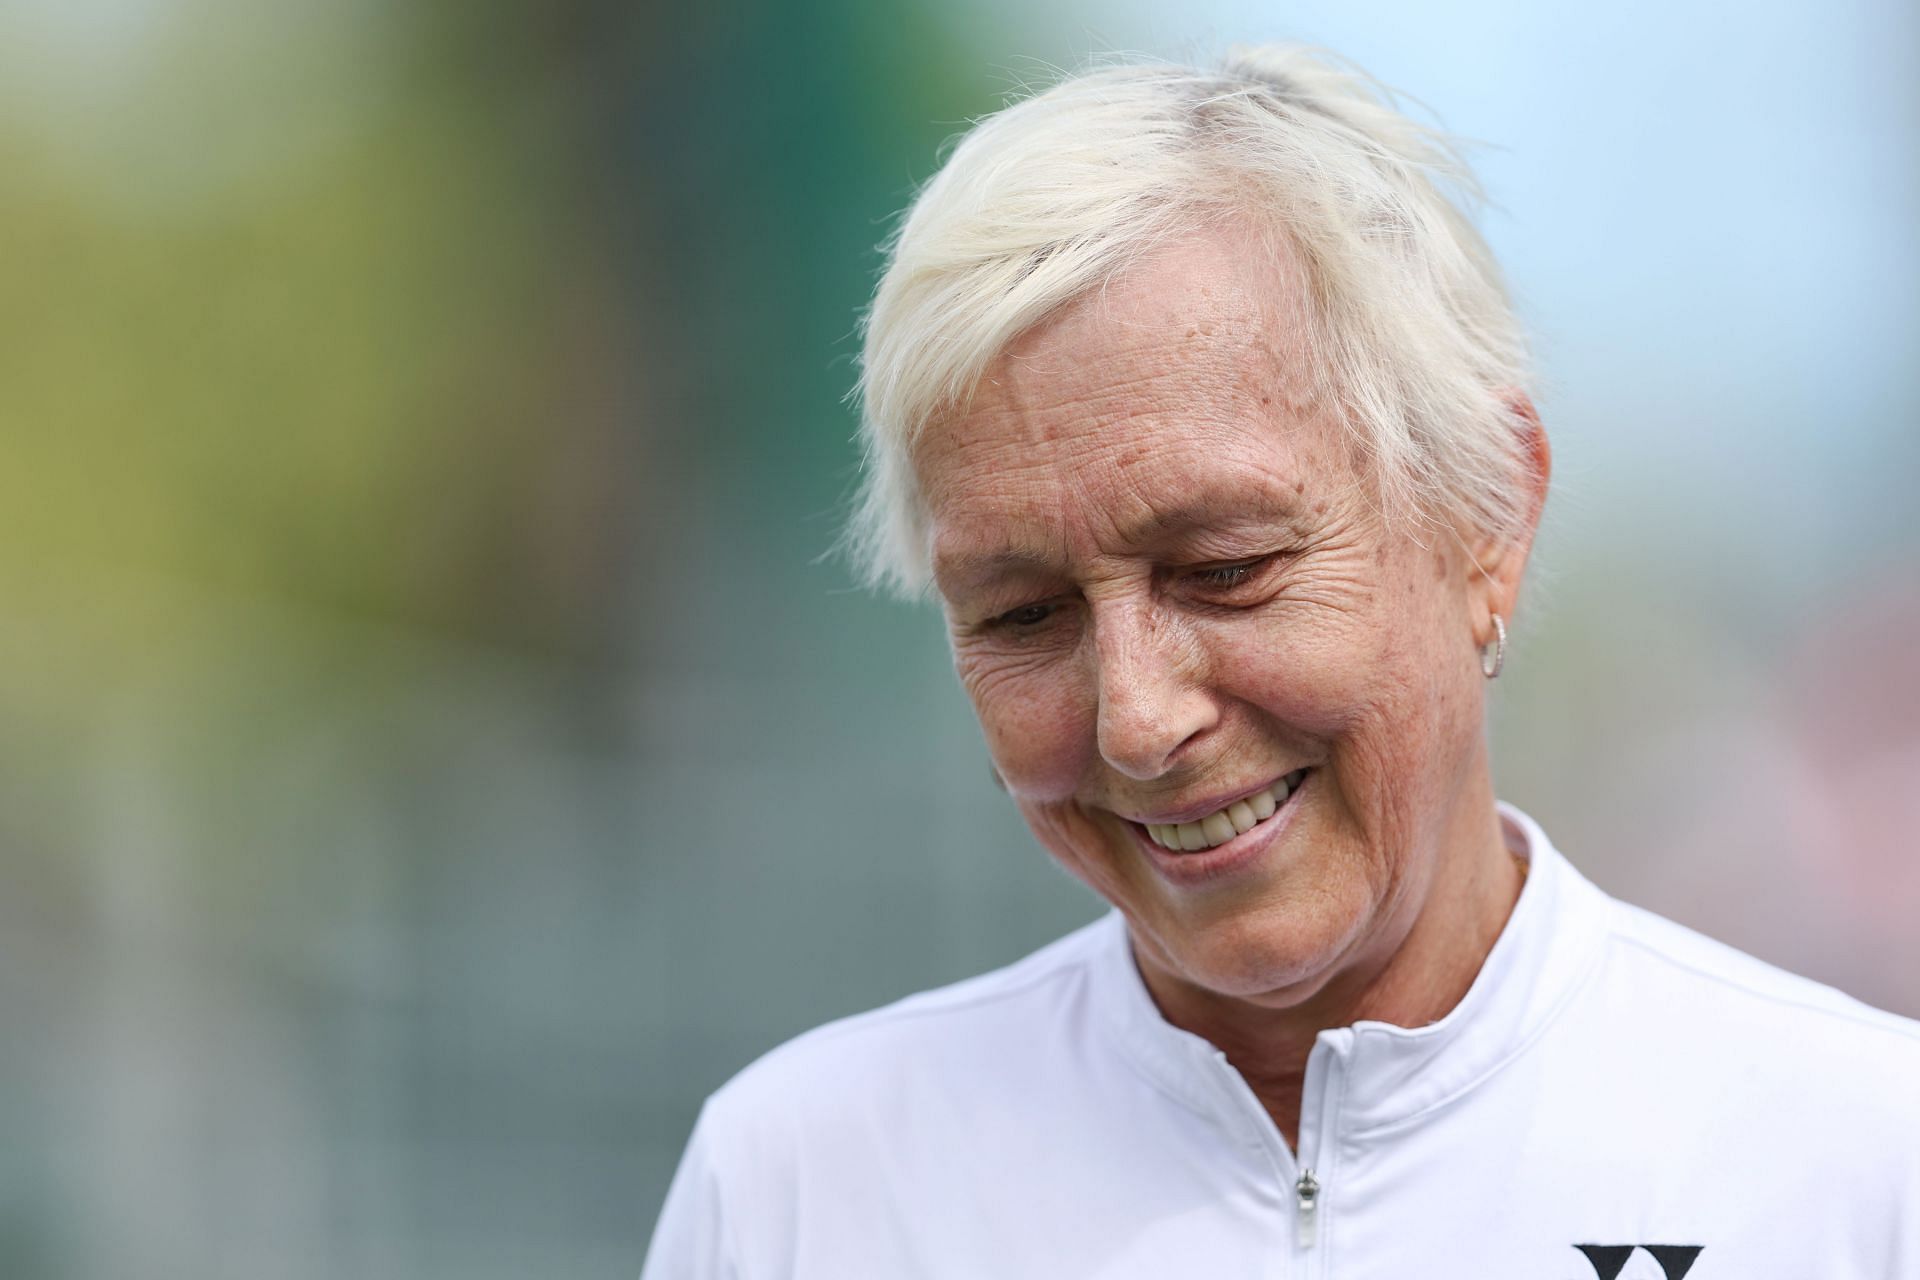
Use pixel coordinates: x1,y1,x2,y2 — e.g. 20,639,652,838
643,45,1919,1279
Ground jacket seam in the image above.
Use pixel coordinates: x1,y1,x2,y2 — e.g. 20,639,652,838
1605,928,1920,1044
1111,1045,1220,1120
1345,920,1610,1141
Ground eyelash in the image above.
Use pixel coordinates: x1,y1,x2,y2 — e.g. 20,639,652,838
993,602,1058,629
1188,558,1268,590
986,556,1280,629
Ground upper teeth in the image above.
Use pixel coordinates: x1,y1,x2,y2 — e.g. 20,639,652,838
1144,769,1308,852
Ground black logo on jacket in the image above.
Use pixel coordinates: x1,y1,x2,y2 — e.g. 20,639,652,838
1573,1244,1702,1279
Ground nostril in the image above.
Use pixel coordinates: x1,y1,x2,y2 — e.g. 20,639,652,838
1095,691,1218,781
1089,616,1220,780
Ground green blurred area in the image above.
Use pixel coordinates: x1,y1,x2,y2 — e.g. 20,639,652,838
0,3,1029,1275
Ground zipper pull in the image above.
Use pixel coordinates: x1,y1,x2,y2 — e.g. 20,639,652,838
1295,1168,1319,1249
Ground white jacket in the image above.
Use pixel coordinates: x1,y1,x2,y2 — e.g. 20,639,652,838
642,804,1920,1278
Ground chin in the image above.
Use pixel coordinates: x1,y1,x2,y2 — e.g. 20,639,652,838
1148,892,1369,1006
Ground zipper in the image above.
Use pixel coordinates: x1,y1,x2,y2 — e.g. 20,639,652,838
1292,1033,1345,1257
1294,1167,1319,1248
1209,1037,1343,1260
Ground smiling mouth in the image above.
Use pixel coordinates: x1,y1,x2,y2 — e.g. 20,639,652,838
1135,768,1311,852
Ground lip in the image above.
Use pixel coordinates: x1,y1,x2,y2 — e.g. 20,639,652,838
1127,771,1300,827
1126,768,1313,888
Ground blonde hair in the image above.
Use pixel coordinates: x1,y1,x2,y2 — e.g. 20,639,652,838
848,44,1533,596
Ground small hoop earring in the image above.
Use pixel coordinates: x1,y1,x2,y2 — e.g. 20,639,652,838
1480,613,1506,680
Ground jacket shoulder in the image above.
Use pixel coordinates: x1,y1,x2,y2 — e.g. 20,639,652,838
702,912,1111,1129
1606,898,1920,1037
1597,897,1920,1102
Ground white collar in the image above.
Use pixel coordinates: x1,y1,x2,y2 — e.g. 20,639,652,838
1089,802,1613,1141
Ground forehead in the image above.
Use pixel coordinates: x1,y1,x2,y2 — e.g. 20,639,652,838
916,228,1352,586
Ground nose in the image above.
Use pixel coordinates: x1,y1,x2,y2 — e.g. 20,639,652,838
1091,598,1217,781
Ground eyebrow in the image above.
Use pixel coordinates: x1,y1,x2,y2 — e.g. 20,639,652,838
932,488,1307,595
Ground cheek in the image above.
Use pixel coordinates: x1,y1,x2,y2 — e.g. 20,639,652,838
1015,799,1130,901
1204,609,1374,742
1203,570,1482,812
957,648,1095,801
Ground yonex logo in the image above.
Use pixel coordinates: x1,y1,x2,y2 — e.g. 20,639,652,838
1573,1244,1702,1279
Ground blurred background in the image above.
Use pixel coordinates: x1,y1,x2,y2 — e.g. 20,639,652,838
1,0,1915,1274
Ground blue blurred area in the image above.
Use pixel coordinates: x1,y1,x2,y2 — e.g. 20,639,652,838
0,0,1913,1275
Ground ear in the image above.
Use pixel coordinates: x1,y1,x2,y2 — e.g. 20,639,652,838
1466,393,1551,643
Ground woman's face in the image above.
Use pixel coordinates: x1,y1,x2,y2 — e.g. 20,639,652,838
916,230,1531,1010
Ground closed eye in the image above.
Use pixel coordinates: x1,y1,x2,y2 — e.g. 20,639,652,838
977,552,1290,630
1183,553,1286,594
993,601,1058,628
1189,559,1266,589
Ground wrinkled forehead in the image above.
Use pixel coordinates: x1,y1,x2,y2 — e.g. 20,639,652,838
913,233,1365,595
1013,226,1315,400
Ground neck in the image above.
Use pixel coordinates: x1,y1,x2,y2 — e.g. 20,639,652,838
1132,787,1527,1150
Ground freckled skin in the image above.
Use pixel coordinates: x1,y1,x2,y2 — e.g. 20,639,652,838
915,227,1549,1145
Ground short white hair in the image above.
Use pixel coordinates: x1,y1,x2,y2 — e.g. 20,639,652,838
848,44,1533,597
